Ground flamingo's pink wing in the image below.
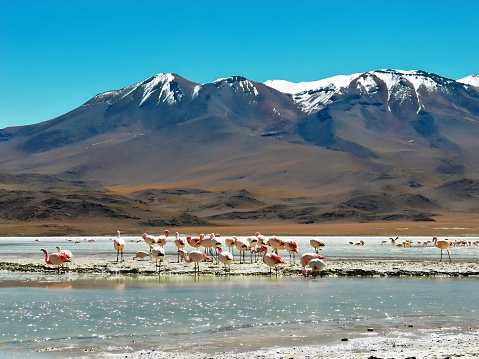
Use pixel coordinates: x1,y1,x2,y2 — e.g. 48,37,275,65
270,253,285,264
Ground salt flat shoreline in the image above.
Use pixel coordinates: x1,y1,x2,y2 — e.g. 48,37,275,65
1,255,478,277
88,332,479,359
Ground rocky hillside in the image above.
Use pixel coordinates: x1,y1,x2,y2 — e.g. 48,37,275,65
1,69,479,234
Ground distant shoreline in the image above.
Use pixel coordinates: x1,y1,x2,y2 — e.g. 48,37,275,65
2,213,479,237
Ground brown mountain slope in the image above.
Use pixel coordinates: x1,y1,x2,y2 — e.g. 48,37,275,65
1,70,479,236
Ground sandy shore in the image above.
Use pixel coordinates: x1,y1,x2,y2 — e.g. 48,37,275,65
88,330,479,359
1,255,478,277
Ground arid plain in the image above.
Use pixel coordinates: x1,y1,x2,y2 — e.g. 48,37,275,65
1,212,479,237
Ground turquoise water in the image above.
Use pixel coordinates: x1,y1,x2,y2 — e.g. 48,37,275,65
0,274,477,357
0,236,478,357
1,235,478,260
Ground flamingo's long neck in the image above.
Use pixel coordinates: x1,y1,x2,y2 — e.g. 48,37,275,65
42,249,51,264
261,247,268,264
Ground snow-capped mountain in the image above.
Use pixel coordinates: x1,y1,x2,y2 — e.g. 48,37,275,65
90,74,266,111
87,73,197,108
1,68,479,226
265,69,474,114
457,74,479,89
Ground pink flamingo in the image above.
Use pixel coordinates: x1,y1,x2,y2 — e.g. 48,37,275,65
187,234,203,249
305,258,326,277
174,232,187,262
255,233,268,255
156,229,170,247
256,246,285,275
234,237,250,263
198,233,216,256
150,245,165,272
300,253,325,275
246,235,259,262
114,230,125,262
142,233,156,251
284,240,299,262
218,247,234,274
56,246,73,261
133,251,150,260
432,236,452,262
255,232,267,244
41,248,71,273
310,239,325,253
224,236,237,257
212,235,223,263
180,249,211,274
268,235,285,254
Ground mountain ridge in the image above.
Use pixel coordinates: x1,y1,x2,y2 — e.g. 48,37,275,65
1,68,479,234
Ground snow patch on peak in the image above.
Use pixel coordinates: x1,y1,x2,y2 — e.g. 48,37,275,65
265,74,358,95
457,74,479,88
268,69,450,114
369,69,445,113
265,74,360,113
214,76,259,96
139,73,181,106
264,80,300,94
363,69,439,94
192,85,201,98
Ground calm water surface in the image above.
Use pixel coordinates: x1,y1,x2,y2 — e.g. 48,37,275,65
0,235,478,260
0,236,478,357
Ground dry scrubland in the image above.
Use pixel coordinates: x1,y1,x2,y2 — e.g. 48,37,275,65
2,213,479,237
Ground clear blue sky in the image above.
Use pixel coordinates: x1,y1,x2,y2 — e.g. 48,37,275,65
1,0,478,129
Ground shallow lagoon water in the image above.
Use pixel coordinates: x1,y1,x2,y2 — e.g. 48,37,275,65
0,236,478,358
1,235,478,261
0,274,478,357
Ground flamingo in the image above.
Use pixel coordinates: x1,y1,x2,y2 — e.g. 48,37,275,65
432,236,451,262
310,239,325,253
224,236,237,256
284,240,299,262
187,234,203,249
306,258,326,277
133,251,150,260
180,249,211,274
198,233,216,256
174,232,187,262
390,236,398,245
218,247,234,274
41,248,71,273
212,235,223,263
114,230,125,262
234,237,250,264
246,235,259,262
156,229,170,247
300,252,325,275
150,245,165,272
142,233,156,251
268,235,285,254
56,246,73,261
256,246,285,275
255,232,268,249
